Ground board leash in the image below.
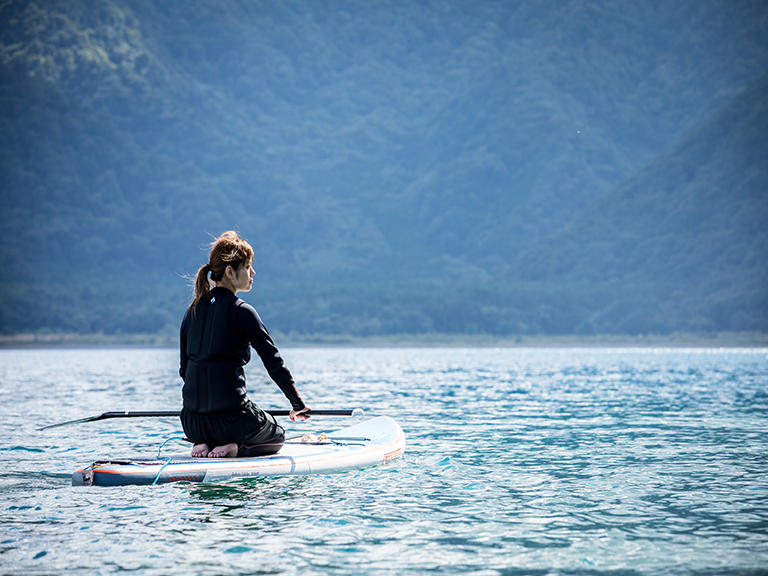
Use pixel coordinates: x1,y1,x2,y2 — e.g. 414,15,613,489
152,436,186,485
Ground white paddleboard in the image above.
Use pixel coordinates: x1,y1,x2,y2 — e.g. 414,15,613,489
72,416,405,486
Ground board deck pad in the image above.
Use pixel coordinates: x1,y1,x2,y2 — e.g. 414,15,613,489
72,416,405,486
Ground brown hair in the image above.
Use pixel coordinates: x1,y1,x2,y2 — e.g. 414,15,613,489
189,231,254,312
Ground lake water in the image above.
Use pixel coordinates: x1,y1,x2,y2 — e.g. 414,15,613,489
1,346,766,574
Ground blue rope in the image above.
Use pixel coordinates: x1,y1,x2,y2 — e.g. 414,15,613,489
152,457,174,486
156,436,185,460
152,436,186,485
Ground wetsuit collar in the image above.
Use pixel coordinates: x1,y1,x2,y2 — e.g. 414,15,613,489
210,286,237,297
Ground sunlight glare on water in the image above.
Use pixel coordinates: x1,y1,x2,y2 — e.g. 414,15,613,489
1,347,767,574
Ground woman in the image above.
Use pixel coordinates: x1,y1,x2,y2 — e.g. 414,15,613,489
179,231,310,458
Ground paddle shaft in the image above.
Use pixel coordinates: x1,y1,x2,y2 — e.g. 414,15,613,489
39,409,357,430
98,409,354,418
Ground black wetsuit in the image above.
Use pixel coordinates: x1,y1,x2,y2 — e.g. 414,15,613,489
179,286,305,456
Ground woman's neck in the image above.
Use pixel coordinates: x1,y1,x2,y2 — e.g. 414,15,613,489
213,281,237,294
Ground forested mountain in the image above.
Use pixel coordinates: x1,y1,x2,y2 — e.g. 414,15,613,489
517,74,768,334
1,0,766,338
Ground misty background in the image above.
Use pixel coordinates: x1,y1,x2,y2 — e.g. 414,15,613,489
1,0,766,341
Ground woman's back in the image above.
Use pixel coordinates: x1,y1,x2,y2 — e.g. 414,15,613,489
180,287,250,413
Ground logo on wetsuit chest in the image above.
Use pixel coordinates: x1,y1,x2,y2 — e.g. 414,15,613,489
210,297,216,303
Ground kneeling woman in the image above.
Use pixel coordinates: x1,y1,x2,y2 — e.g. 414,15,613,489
180,231,310,458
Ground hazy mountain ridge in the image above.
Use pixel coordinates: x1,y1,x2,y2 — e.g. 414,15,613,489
1,0,766,336
518,74,768,332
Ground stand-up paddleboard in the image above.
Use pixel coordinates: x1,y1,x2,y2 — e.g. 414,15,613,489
72,416,405,486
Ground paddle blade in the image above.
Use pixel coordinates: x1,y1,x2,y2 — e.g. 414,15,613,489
38,415,104,431
38,410,180,431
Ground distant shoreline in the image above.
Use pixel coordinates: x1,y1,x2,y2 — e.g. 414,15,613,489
1,331,766,349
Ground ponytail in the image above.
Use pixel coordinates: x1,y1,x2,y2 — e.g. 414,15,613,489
189,264,211,313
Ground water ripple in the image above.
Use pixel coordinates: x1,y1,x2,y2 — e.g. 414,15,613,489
0,347,766,574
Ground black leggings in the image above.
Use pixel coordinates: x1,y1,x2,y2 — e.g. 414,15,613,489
181,401,285,457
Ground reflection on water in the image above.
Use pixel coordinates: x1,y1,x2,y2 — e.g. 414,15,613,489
0,347,767,574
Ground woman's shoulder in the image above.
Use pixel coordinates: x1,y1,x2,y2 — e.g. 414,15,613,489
234,298,271,340
234,297,261,321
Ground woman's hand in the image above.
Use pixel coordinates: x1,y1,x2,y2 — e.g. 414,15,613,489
290,406,311,421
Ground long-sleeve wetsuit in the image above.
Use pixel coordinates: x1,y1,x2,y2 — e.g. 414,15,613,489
179,286,305,414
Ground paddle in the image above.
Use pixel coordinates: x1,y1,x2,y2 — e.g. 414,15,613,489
39,409,360,431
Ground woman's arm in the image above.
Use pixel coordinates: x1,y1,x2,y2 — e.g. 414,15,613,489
237,302,306,412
